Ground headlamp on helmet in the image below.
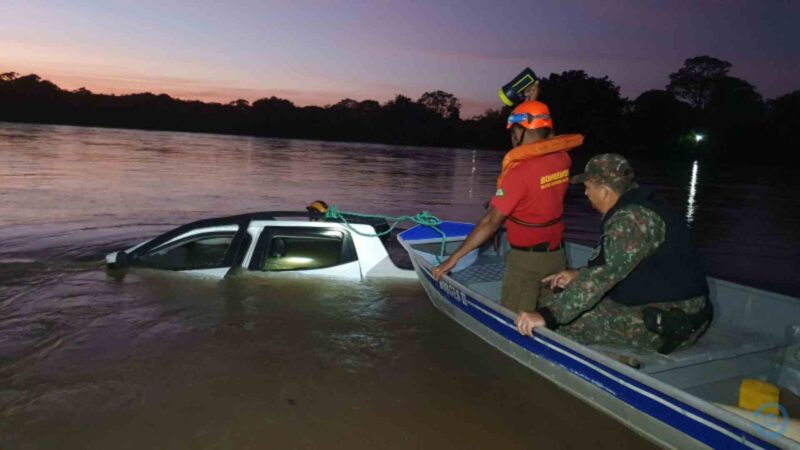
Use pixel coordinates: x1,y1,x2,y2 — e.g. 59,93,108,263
506,101,553,130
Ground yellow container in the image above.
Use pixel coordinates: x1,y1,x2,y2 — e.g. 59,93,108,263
738,379,780,414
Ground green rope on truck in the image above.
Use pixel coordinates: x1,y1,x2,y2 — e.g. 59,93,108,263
324,205,448,261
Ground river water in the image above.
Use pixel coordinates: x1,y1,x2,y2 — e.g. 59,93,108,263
0,122,798,449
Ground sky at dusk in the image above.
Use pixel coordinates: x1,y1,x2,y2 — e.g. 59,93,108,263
2,0,799,117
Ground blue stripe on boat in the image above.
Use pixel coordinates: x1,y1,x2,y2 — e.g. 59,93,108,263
419,267,778,450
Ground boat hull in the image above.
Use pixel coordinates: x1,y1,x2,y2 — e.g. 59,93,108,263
402,239,793,449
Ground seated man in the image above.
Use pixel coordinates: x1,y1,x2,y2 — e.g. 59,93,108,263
515,154,712,354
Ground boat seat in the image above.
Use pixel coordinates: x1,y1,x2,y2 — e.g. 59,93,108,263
589,323,790,389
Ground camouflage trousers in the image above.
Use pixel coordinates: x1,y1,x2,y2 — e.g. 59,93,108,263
545,295,708,352
501,247,566,313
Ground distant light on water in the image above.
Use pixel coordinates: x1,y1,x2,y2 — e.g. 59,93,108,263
686,160,699,224
471,150,477,174
468,150,477,198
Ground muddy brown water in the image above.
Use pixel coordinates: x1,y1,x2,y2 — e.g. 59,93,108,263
1,122,798,449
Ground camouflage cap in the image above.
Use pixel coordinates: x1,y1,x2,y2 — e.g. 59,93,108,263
570,153,635,193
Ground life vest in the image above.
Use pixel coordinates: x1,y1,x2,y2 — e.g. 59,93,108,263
587,187,709,306
497,134,584,188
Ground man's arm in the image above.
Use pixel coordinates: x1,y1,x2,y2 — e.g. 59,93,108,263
523,81,540,101
431,206,506,280
535,206,666,328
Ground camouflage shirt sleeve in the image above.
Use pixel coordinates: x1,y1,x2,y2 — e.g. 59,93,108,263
545,205,666,325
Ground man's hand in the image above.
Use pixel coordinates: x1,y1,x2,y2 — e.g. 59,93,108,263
432,257,459,280
431,206,506,281
515,311,546,337
523,81,540,101
542,269,579,290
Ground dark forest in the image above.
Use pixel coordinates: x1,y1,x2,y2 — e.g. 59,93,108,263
2,55,798,164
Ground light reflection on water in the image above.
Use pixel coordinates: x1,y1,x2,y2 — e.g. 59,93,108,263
686,160,699,224
1,122,798,448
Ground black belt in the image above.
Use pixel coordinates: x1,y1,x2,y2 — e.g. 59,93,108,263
507,215,562,228
510,241,563,252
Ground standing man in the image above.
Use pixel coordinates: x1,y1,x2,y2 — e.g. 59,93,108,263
515,154,711,354
432,99,575,313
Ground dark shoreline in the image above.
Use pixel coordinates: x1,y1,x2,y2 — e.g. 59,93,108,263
3,67,798,163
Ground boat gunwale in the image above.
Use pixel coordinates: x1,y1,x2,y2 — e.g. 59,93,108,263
399,229,797,449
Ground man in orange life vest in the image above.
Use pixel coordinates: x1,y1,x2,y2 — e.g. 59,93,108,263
432,100,572,313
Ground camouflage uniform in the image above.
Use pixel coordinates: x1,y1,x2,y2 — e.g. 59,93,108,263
540,204,706,351
539,154,708,352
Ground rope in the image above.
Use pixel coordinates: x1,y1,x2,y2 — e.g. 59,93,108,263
324,205,448,260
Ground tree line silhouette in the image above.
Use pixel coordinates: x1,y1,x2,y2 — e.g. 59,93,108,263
1,55,798,163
